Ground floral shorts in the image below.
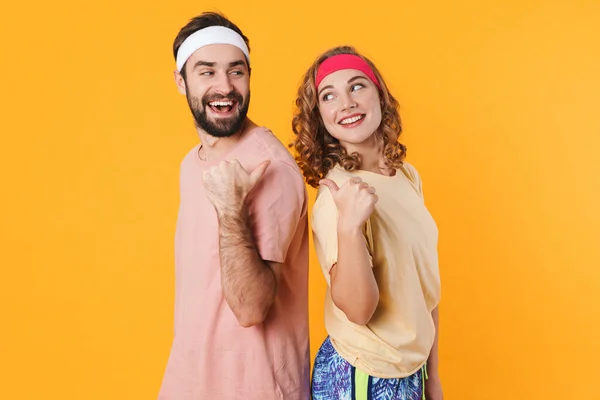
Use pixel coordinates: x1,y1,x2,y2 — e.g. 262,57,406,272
311,337,425,400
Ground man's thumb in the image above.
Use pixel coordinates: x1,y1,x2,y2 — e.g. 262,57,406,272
249,160,271,186
319,178,339,194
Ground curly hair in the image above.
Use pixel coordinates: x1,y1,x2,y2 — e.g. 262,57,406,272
290,46,407,188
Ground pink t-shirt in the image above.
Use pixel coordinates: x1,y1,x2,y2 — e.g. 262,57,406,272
159,127,310,400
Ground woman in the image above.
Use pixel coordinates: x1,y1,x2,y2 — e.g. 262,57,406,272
291,46,443,400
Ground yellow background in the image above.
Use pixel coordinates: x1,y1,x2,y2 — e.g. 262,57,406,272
1,0,599,399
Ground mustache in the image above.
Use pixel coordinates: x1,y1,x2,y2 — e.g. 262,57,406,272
201,91,244,107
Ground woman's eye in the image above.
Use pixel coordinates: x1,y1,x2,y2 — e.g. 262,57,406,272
351,83,364,92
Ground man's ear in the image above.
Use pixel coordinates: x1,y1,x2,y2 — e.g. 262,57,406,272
174,70,186,95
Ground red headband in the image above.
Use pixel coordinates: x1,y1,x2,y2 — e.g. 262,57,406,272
315,54,381,90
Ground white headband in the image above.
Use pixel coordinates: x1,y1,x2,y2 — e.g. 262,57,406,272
176,26,250,72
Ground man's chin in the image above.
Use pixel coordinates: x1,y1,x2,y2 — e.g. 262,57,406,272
205,130,238,138
197,118,245,138
208,115,238,125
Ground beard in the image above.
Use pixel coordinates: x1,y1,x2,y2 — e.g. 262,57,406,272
186,87,250,138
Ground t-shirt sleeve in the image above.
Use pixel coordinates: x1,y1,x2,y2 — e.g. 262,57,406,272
402,162,424,198
311,188,339,285
246,161,306,264
311,185,374,286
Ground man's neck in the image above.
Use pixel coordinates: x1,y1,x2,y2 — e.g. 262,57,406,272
197,119,257,162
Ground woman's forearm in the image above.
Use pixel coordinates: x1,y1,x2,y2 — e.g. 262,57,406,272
330,222,379,325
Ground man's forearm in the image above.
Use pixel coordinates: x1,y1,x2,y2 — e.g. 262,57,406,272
217,205,277,327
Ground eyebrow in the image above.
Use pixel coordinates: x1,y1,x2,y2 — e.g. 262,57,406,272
317,75,369,96
192,59,248,71
192,61,215,70
348,75,369,84
228,60,247,69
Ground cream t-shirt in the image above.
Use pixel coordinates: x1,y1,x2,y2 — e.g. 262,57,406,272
312,162,441,378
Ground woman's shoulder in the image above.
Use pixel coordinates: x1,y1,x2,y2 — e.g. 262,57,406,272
312,166,350,214
325,164,355,182
400,161,420,180
399,161,423,195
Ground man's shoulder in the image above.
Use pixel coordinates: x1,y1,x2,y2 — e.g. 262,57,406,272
247,127,291,160
181,143,200,166
179,143,201,171
247,127,303,179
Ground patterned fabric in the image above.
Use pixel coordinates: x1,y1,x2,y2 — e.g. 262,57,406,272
312,337,424,400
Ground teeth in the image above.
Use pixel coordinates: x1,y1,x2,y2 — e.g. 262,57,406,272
209,101,233,106
340,115,364,125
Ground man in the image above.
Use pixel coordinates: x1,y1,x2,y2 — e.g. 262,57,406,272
158,12,310,400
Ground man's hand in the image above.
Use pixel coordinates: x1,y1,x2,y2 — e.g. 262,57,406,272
201,159,271,213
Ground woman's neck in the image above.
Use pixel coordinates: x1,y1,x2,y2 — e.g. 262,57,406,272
343,134,392,176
